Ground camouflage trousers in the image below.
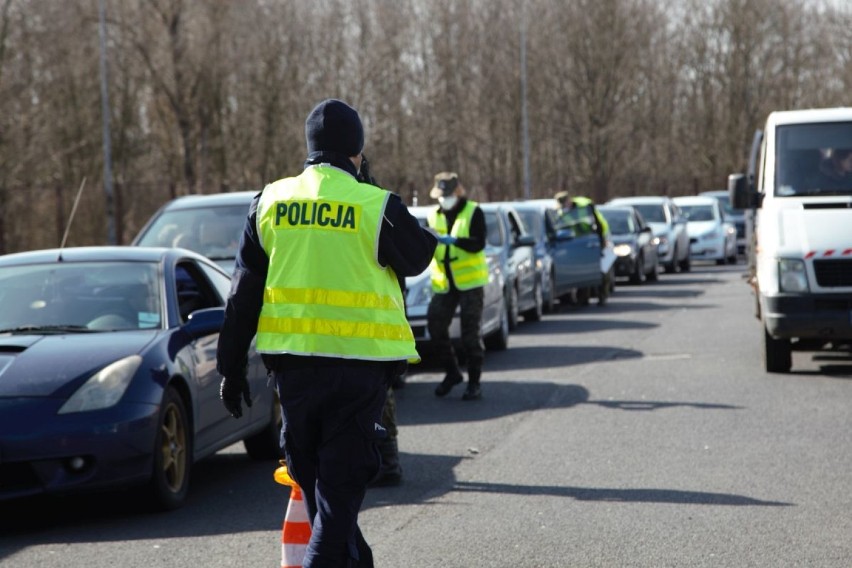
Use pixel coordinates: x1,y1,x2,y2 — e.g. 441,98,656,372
427,287,485,376
381,387,398,438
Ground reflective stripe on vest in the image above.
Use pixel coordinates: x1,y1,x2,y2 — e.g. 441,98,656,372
427,201,488,293
255,165,418,362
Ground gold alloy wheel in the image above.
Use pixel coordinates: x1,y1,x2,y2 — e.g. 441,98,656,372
159,402,188,492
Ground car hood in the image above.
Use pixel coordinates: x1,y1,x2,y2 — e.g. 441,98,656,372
685,221,717,237
611,235,638,245
645,222,672,237
0,331,159,397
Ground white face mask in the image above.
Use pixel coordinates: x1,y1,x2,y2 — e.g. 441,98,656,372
438,195,458,210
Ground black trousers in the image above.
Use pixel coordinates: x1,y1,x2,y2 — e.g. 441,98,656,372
274,362,390,568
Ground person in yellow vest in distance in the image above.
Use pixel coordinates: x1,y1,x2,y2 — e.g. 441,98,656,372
216,98,437,568
427,172,488,401
554,190,612,306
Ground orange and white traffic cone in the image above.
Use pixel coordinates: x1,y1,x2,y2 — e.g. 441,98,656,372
275,462,311,568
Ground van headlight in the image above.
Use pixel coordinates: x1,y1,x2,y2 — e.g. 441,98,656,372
778,259,809,293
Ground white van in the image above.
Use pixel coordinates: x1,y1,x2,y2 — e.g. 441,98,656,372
729,107,852,373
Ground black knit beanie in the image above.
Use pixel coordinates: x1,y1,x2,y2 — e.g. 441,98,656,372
304,99,364,157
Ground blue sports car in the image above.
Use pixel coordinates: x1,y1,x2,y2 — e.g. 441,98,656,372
0,246,280,510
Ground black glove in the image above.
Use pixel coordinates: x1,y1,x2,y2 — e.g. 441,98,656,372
220,374,252,418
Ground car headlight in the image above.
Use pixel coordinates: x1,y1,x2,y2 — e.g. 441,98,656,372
778,259,809,293
58,355,142,414
613,244,633,257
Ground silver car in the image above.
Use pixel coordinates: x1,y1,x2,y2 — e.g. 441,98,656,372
606,196,691,273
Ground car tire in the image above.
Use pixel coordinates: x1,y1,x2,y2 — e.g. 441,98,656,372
576,286,590,306
243,396,284,460
679,250,691,272
147,385,192,511
629,255,644,285
484,299,509,351
646,261,659,281
523,280,543,322
542,272,556,314
506,285,519,330
664,247,678,274
763,325,792,373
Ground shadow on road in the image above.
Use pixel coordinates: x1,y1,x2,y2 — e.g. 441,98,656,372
450,480,792,507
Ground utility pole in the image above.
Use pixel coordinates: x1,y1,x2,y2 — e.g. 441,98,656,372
98,0,117,244
520,3,531,200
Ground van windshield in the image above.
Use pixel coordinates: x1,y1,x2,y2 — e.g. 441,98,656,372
775,122,852,197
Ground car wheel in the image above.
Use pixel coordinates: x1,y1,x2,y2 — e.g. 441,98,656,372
543,271,556,314
629,255,644,284
679,250,691,272
523,279,543,322
484,299,509,351
646,259,659,281
664,246,678,274
147,385,191,511
576,286,590,306
244,395,284,460
763,325,792,373
506,285,519,330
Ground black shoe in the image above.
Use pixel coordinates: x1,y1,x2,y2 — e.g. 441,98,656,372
435,372,463,397
461,384,481,401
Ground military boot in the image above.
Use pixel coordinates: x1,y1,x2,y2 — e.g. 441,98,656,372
435,359,463,397
370,437,402,487
462,365,482,401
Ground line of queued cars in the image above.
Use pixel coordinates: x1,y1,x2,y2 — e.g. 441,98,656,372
0,187,740,511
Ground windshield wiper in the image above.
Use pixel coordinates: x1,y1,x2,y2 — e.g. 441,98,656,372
0,324,96,335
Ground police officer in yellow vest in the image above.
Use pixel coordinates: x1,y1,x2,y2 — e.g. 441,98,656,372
216,99,436,568
555,191,611,306
427,172,488,401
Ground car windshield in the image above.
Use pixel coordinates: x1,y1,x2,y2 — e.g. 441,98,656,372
599,210,634,235
0,261,162,333
136,204,248,261
775,122,852,196
515,209,542,238
631,204,666,223
710,194,742,216
679,205,715,222
484,211,504,248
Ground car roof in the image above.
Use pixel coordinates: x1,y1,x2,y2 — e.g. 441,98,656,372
608,196,671,204
672,195,716,205
0,246,207,267
157,190,258,211
597,204,635,214
699,190,727,198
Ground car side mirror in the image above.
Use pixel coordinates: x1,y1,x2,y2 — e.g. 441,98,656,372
183,307,225,338
514,234,535,248
641,226,653,233
555,228,575,241
729,172,762,209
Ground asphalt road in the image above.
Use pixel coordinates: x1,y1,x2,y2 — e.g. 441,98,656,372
2,261,851,567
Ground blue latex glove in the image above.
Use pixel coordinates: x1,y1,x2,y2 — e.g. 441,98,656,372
437,235,457,245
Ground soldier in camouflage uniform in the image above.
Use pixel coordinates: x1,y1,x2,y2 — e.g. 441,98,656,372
426,172,488,401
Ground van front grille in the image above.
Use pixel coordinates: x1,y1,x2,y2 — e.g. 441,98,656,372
813,259,852,287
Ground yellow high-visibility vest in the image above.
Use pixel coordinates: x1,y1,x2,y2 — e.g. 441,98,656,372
254,165,418,362
427,201,488,293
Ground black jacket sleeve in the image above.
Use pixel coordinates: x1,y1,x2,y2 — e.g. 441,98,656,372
378,194,438,276
216,192,267,379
